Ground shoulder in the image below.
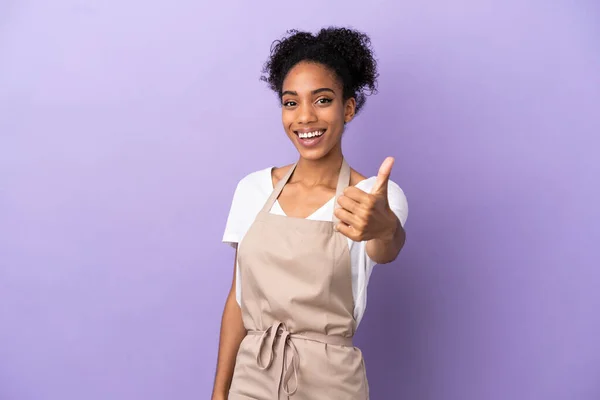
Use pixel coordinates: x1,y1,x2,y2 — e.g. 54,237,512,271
354,175,405,196
230,162,295,198
227,165,275,218
349,167,367,186
222,165,274,245
232,166,273,196
270,163,295,187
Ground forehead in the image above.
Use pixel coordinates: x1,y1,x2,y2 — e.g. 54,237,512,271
282,61,341,92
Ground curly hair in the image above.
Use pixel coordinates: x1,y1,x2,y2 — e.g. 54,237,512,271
260,27,379,114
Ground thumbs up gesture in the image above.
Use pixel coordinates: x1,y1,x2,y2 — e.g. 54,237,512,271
334,157,399,242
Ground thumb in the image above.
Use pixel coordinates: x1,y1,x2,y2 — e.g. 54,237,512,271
371,157,394,196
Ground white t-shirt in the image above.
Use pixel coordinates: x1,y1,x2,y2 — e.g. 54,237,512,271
222,166,408,327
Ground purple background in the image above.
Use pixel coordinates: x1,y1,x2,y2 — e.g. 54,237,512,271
1,1,599,399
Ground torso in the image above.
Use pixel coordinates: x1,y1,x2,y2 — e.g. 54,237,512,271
271,163,367,219
228,158,370,400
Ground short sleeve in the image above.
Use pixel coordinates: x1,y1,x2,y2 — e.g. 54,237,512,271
221,168,270,248
350,178,409,323
222,180,246,247
388,180,408,227
356,178,408,269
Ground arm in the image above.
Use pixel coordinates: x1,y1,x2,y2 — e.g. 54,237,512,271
211,248,246,400
335,157,407,264
366,214,405,264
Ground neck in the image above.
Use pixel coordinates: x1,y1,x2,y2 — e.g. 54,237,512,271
292,149,344,188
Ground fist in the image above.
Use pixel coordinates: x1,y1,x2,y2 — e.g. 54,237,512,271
334,157,398,242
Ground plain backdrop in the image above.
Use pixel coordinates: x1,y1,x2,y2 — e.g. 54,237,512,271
1,1,599,399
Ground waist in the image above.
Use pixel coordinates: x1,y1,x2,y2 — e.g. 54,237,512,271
247,328,353,347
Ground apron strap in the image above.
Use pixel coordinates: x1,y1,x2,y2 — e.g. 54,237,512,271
332,158,351,230
261,162,298,213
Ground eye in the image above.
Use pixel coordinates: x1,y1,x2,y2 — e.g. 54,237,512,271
316,98,332,105
282,100,297,107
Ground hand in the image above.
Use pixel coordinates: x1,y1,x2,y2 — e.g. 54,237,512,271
334,157,399,242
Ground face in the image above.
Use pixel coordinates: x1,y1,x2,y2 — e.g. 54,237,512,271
280,61,356,161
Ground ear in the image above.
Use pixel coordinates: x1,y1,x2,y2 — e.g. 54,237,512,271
344,97,356,124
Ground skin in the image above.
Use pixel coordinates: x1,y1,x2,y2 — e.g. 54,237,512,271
211,248,246,400
211,61,405,400
276,61,405,262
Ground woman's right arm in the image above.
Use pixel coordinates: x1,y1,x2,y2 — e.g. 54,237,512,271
211,247,247,400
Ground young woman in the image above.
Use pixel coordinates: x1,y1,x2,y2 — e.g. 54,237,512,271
212,27,408,400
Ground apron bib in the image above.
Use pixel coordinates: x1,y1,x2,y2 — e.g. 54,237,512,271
228,159,369,400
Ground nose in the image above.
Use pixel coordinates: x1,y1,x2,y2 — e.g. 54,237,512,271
297,102,317,124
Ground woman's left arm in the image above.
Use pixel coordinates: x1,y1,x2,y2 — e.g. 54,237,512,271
334,157,406,264
365,214,405,264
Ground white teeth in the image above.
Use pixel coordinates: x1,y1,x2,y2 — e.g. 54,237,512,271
299,130,324,139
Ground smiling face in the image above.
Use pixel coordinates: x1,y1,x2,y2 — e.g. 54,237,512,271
280,61,356,161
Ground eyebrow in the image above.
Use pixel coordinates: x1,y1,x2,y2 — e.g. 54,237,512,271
281,87,335,97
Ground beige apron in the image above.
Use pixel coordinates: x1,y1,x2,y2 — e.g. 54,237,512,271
228,159,369,400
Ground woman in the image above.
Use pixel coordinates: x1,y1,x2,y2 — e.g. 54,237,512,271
212,27,408,400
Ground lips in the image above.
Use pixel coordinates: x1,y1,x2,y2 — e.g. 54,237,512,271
293,128,327,148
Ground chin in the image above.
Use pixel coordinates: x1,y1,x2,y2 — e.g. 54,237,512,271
296,146,336,161
298,152,324,161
